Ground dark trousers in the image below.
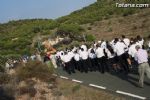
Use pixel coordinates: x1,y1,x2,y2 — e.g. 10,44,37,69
65,62,71,74
81,59,88,73
90,58,97,71
70,59,75,72
65,60,75,74
118,53,129,73
97,56,109,73
75,60,81,71
87,58,93,71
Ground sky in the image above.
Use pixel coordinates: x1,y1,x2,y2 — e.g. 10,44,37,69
0,0,96,23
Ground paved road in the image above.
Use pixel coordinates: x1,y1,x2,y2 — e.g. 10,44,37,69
55,67,150,99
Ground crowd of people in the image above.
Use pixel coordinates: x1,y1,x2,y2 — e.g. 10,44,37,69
5,35,150,87
54,35,150,76
5,53,42,72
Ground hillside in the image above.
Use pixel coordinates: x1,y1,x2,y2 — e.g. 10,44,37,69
85,8,150,40
0,0,150,58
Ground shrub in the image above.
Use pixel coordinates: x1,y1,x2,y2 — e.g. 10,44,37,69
57,23,84,39
0,73,11,84
72,85,81,93
86,34,96,42
18,85,37,97
87,27,92,30
16,61,55,82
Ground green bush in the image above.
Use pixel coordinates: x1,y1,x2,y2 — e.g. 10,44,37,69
57,23,84,39
16,61,55,82
86,34,96,42
72,84,81,93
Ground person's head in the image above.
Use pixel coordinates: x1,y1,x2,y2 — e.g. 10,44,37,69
91,49,95,53
96,44,100,48
61,52,64,56
114,38,119,43
64,51,68,55
137,35,142,41
122,35,125,39
81,48,84,51
135,45,141,51
74,50,77,54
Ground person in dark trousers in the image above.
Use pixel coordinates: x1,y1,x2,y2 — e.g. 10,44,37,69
79,48,89,73
89,48,97,71
95,44,107,73
106,41,119,72
74,50,81,71
114,38,130,74
61,52,74,74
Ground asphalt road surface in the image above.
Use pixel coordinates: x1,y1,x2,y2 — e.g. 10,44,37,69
55,66,150,100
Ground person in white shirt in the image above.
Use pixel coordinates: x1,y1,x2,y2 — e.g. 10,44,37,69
147,37,150,52
106,42,120,72
136,35,144,48
89,48,97,71
68,49,76,73
81,44,87,51
5,61,10,72
148,41,150,49
101,40,107,49
61,51,75,74
128,41,137,58
122,35,130,47
113,38,129,74
79,48,88,73
74,50,81,71
95,44,108,73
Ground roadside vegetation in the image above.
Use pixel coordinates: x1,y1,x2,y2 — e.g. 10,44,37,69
0,0,149,99
0,0,149,58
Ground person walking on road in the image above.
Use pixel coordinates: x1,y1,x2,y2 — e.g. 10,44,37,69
135,45,150,87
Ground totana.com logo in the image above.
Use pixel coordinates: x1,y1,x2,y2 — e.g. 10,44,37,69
116,3,149,8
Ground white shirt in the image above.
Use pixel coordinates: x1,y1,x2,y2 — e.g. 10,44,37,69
138,39,144,46
68,51,74,60
105,49,115,59
61,54,71,63
88,48,92,54
74,53,80,61
148,41,150,48
95,47,105,58
89,53,96,59
114,42,126,56
128,44,137,58
5,62,10,68
59,51,64,59
80,51,88,60
101,41,107,49
72,47,77,52
123,38,130,47
81,45,87,51
136,42,142,49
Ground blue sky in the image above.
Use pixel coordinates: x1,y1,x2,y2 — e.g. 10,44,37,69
0,0,96,23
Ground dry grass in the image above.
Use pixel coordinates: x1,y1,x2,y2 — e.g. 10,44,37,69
55,78,126,100
16,61,55,82
84,8,150,41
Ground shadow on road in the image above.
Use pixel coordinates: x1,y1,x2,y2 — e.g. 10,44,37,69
109,68,150,88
